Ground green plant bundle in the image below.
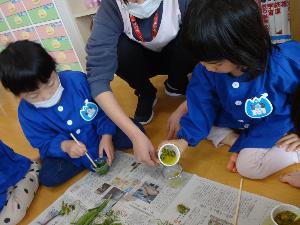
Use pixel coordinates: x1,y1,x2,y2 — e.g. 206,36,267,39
59,201,75,216
94,210,122,225
74,198,110,225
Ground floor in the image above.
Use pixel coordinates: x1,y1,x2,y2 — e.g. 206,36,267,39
0,75,299,225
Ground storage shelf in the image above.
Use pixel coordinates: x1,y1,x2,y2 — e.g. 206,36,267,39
74,8,97,18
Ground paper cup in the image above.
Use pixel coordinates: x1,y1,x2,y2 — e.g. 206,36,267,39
270,204,300,225
158,143,180,167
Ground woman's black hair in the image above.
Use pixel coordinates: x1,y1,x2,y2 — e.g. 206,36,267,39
123,0,129,4
182,0,273,79
0,40,56,95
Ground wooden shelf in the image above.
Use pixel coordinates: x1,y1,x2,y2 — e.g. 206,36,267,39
56,0,99,69
75,16,93,44
74,8,97,18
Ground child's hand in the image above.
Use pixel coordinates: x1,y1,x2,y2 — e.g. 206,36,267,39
99,135,114,166
157,139,188,154
166,101,187,140
227,153,238,173
61,140,87,158
276,133,300,152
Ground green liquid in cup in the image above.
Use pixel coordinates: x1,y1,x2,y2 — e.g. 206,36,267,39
275,211,299,225
93,160,109,175
160,146,177,166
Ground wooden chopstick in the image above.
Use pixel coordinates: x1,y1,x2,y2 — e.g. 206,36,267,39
70,133,97,168
233,178,244,225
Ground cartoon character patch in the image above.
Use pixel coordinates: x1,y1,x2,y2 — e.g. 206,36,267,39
245,93,273,119
80,99,98,121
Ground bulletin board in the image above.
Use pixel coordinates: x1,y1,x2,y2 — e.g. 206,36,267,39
0,0,83,72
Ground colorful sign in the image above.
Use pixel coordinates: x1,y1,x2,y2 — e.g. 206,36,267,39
0,0,82,72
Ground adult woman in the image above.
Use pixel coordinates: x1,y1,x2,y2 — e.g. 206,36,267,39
86,0,197,166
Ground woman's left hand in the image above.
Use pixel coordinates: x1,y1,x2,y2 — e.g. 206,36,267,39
99,134,115,166
276,133,300,152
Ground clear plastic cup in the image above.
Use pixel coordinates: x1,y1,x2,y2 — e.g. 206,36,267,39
162,164,183,188
91,158,109,175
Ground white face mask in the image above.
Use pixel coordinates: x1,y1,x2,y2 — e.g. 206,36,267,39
124,0,162,19
33,81,64,108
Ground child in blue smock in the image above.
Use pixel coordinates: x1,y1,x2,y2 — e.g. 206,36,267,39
273,86,300,188
0,40,143,187
0,140,39,225
161,0,300,180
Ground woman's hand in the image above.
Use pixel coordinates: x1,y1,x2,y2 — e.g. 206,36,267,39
95,91,159,167
132,132,159,166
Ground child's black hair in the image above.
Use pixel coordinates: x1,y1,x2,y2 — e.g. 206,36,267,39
182,0,272,79
0,40,56,96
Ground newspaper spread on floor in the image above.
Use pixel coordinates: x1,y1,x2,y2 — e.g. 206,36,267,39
30,152,281,225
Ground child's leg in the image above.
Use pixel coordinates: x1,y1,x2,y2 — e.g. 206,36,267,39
280,171,300,188
113,119,145,149
236,146,300,179
0,161,40,225
207,126,238,147
39,158,84,187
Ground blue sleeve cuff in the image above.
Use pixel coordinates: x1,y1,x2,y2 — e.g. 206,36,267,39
45,135,69,159
177,128,201,147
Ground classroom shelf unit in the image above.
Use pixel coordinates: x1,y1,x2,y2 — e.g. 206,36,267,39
0,0,100,72
53,0,99,71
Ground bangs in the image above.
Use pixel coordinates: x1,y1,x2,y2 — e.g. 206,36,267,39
1,66,49,95
186,34,229,63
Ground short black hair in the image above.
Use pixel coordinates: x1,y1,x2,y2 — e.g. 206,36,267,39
182,0,272,79
0,40,56,95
